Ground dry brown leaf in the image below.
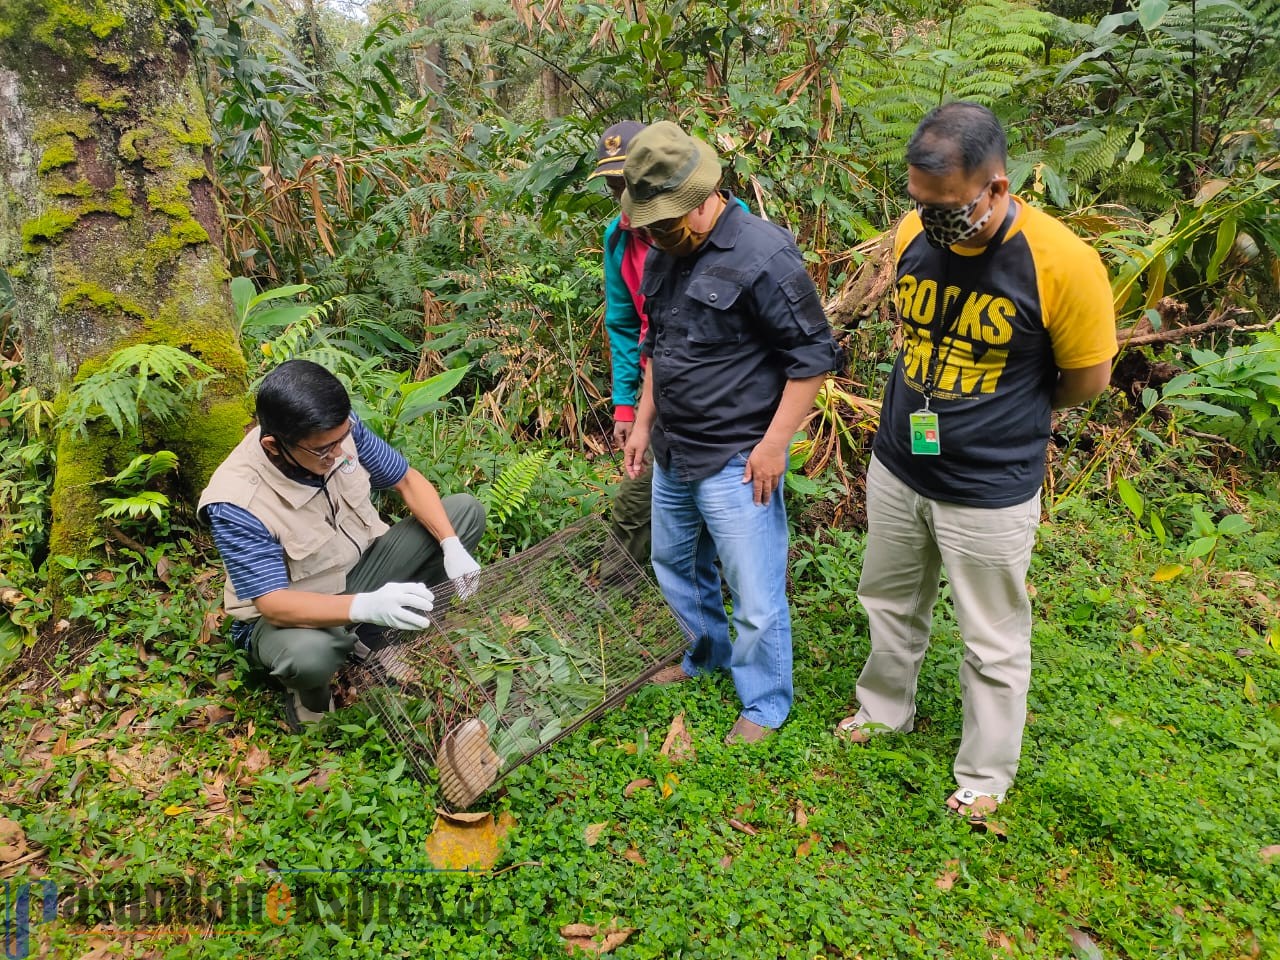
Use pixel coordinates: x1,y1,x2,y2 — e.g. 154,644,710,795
242,744,270,775
0,817,28,863
72,937,117,960
972,818,1008,839
198,608,223,646
113,707,140,732
28,721,57,743
985,930,1016,955
300,768,333,792
622,778,654,798
560,922,635,955
424,810,515,871
620,847,647,866
584,822,610,847
718,854,733,870
727,818,758,837
1259,844,1280,864
53,735,98,757
1066,925,1104,960
201,704,235,729
935,859,960,890
793,799,809,829
203,774,228,805
659,712,694,762
795,832,819,859
155,555,174,584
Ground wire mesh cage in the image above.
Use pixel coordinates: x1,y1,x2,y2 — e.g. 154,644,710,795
350,517,689,809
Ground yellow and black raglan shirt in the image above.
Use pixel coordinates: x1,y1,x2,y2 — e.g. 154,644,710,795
874,197,1116,507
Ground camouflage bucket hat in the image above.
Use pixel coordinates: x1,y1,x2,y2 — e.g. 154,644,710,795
620,121,722,228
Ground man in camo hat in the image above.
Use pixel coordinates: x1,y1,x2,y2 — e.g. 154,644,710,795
621,121,841,745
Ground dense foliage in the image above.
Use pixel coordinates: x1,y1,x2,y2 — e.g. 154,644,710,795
1,1,1278,956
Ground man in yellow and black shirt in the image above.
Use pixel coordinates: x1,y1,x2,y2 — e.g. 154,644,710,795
836,102,1116,821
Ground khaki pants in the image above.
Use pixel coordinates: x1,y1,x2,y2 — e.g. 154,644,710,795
252,493,485,711
853,456,1039,796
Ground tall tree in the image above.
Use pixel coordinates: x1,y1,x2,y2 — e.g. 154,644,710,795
0,0,249,563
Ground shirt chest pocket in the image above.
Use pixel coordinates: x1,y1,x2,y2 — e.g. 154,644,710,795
281,524,342,582
683,276,745,345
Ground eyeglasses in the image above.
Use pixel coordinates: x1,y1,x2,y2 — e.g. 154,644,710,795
635,216,685,245
290,426,352,461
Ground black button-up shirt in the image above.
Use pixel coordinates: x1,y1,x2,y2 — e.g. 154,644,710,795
640,194,842,481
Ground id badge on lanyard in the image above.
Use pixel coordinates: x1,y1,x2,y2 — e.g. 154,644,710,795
907,203,1015,457
909,407,941,456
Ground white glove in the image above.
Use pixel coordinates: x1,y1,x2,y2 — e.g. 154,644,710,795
441,536,481,598
349,582,435,630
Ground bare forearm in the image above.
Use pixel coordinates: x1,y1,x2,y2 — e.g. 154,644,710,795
255,589,355,628
1052,360,1112,409
634,368,656,430
394,467,457,543
761,375,826,453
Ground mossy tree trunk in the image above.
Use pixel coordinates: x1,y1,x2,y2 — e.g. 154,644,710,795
0,0,249,565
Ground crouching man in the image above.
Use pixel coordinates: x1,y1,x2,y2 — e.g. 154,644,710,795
199,359,485,729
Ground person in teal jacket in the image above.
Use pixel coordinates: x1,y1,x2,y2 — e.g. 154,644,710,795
589,121,654,565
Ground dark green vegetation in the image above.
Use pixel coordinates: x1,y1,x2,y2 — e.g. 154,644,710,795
1,0,1278,956
0,485,1277,957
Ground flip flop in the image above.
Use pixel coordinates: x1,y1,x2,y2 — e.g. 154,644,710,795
834,716,873,744
946,788,1004,823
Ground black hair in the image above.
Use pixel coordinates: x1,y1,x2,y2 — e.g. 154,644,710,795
254,359,350,446
905,101,1007,176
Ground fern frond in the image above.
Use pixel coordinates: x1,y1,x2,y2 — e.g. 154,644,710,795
62,345,220,438
482,449,550,525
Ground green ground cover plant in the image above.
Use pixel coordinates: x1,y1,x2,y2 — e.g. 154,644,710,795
2,461,1277,958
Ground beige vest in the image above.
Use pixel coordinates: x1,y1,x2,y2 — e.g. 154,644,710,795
198,427,389,621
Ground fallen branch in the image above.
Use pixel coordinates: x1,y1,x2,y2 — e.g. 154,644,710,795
1118,310,1276,349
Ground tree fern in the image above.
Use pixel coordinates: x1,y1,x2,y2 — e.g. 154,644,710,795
61,345,221,438
845,1,1056,169
481,449,550,526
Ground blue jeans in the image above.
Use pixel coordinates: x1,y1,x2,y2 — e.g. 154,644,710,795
651,454,794,728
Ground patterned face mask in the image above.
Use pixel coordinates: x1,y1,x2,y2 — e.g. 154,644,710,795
916,179,995,249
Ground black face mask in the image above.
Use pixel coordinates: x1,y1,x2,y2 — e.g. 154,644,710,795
916,179,995,249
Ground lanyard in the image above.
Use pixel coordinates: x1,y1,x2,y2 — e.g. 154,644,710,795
919,202,1018,405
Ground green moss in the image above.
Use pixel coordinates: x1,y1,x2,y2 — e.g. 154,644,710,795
158,98,213,149
173,396,251,492
120,125,172,169
37,135,78,174
94,50,131,72
58,282,148,319
76,76,129,113
0,0,122,54
21,210,78,251
20,187,136,252
46,176,94,199
103,187,133,218
48,417,123,561
35,115,94,144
